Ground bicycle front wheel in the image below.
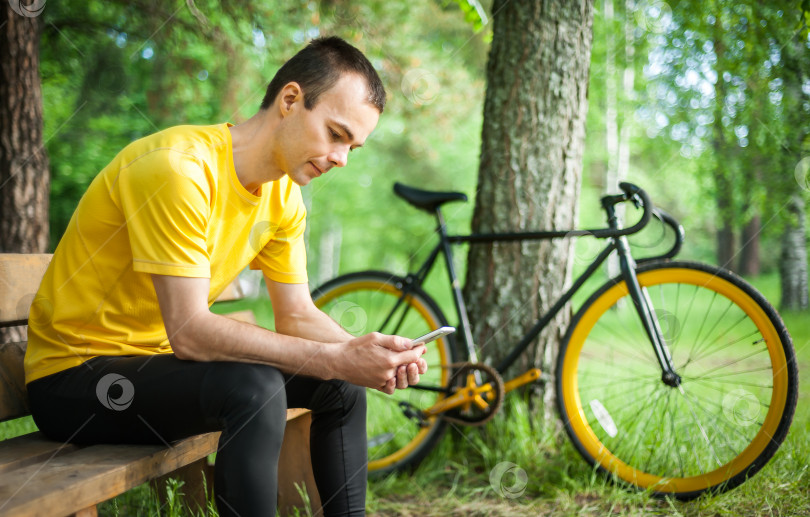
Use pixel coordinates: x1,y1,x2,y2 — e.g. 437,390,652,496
557,261,798,499
311,271,456,475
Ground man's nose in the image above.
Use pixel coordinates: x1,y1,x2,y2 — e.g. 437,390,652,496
328,147,349,168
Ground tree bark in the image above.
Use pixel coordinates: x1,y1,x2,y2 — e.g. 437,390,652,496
463,0,595,421
1,5,50,343
738,213,760,276
777,25,809,311
1,4,49,252
780,194,808,311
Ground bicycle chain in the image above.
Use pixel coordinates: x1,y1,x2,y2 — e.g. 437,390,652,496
440,362,505,426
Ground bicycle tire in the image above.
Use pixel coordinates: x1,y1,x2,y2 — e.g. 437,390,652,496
556,260,798,500
311,271,456,475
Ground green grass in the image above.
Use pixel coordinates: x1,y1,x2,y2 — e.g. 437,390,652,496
362,272,810,516
2,272,807,516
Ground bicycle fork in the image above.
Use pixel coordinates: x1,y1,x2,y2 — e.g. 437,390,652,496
616,235,682,388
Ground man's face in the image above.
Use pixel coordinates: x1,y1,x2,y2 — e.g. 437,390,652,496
277,74,380,186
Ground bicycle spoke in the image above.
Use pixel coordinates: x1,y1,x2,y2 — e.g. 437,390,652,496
683,376,774,399
590,318,659,367
681,389,751,458
691,365,773,381
684,291,718,366
576,371,659,392
689,322,760,367
641,388,674,473
689,347,772,378
679,387,723,467
624,387,670,469
670,390,687,477
686,377,774,390
689,298,735,362
686,330,764,369
582,378,662,407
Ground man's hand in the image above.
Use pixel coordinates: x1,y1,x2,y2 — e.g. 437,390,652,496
334,333,428,395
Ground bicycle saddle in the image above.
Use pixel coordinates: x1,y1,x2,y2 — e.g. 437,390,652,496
393,182,468,213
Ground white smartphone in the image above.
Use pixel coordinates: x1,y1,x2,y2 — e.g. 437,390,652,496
411,326,456,345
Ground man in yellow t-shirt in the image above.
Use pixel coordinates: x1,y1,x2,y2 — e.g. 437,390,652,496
24,36,426,517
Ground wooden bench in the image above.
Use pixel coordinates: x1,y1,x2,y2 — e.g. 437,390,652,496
0,253,320,516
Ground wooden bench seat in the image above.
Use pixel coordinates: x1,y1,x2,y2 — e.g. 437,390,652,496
0,253,319,516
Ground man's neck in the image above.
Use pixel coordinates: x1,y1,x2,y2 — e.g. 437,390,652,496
228,112,284,194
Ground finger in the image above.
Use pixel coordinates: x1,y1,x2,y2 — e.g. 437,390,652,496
407,362,420,385
381,377,396,395
374,334,414,352
417,357,428,375
396,365,409,390
392,348,422,366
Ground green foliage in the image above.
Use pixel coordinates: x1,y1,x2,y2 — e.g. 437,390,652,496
448,0,489,32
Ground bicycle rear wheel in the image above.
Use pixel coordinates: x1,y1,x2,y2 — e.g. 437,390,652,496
311,271,456,475
557,261,798,499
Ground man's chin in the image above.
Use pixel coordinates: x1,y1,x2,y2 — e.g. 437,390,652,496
287,172,313,186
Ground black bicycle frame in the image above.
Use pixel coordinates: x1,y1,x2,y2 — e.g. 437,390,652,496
397,183,686,386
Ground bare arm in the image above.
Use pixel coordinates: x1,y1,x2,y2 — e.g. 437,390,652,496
266,277,428,391
266,277,355,342
151,274,425,393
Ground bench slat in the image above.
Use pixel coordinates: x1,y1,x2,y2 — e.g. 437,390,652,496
0,432,81,474
0,254,52,327
0,432,221,517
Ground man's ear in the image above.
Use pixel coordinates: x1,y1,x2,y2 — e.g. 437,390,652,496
279,82,304,117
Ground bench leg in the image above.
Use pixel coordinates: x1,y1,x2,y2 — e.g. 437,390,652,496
151,456,214,515
278,411,322,517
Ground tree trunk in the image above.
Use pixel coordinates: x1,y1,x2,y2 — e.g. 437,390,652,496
1,5,50,343
708,17,738,271
463,0,595,421
738,213,760,276
603,0,634,277
776,14,809,312
780,194,808,311
0,5,49,252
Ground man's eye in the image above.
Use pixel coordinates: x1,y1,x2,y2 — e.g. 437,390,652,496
329,129,340,139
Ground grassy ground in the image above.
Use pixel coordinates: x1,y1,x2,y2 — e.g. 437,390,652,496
1,273,807,516
362,273,808,517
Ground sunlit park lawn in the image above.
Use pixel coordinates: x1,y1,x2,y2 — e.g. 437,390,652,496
2,273,805,516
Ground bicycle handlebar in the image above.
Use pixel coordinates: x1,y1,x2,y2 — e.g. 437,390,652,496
598,183,685,261
598,182,653,237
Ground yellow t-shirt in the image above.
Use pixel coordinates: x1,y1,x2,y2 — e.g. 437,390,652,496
24,123,308,384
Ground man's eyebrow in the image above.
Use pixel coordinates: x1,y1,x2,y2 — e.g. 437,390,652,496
333,121,358,145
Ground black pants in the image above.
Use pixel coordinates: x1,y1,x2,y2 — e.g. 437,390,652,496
27,354,368,517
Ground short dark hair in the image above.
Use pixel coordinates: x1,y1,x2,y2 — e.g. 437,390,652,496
260,36,386,113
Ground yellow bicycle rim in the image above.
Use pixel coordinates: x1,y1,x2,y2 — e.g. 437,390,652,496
561,267,789,493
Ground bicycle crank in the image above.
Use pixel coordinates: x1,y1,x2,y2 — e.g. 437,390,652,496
421,363,505,426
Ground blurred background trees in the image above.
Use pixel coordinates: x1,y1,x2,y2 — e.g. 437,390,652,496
2,0,808,336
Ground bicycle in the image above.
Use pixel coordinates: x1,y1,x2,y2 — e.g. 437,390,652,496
311,182,798,500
